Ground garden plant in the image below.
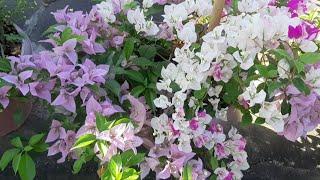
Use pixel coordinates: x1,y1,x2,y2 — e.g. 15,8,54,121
0,0,320,179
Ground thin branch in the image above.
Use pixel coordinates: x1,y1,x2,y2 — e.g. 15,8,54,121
208,0,225,32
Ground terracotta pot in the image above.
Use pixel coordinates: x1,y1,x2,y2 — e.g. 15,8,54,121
0,24,33,137
0,99,33,137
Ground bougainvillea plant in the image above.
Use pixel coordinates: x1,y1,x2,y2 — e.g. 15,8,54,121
0,0,320,179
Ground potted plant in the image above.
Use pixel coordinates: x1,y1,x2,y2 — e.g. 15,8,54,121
0,0,35,136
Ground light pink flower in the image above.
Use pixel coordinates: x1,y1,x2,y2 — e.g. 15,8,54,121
125,94,147,132
53,39,78,64
51,88,80,113
0,86,11,108
51,5,70,23
2,70,33,95
46,120,66,143
29,79,56,103
8,55,36,71
79,59,109,85
82,31,105,55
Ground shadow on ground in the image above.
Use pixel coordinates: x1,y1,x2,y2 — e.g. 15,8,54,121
224,109,320,180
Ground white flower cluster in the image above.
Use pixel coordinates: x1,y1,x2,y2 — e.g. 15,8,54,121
152,0,308,147
96,0,117,23
162,0,213,43
127,8,159,36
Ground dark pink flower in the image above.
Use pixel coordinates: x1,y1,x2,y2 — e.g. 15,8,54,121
288,25,303,39
189,119,199,130
214,143,230,159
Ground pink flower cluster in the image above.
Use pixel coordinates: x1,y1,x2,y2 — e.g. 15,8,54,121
46,120,77,163
0,5,125,113
288,23,319,40
0,5,145,164
140,144,199,179
149,110,249,179
50,5,125,49
282,86,320,141
287,0,319,40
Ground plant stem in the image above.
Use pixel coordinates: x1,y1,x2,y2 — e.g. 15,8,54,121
208,0,225,32
0,43,4,58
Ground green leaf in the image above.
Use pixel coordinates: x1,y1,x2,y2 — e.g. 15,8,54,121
182,164,192,180
121,150,145,167
71,134,96,150
299,52,320,64
97,141,108,158
295,61,305,73
106,80,121,98
11,137,23,148
18,153,36,180
23,146,33,152
144,89,156,111
255,117,265,125
73,159,85,174
210,156,218,170
138,45,157,59
123,1,138,10
131,57,156,67
28,133,45,146
122,168,139,180
193,87,207,100
96,113,108,132
145,4,164,16
267,81,282,95
256,65,278,78
273,49,293,60
232,0,238,15
114,118,131,127
108,155,122,179
124,70,145,83
0,148,20,171
124,38,135,59
292,77,310,95
60,28,84,43
241,111,253,126
42,24,58,37
12,153,21,174
0,57,12,73
32,142,48,153
267,70,278,78
210,175,217,180
131,85,145,97
115,67,125,74
281,100,291,115
222,78,241,104
170,81,181,92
